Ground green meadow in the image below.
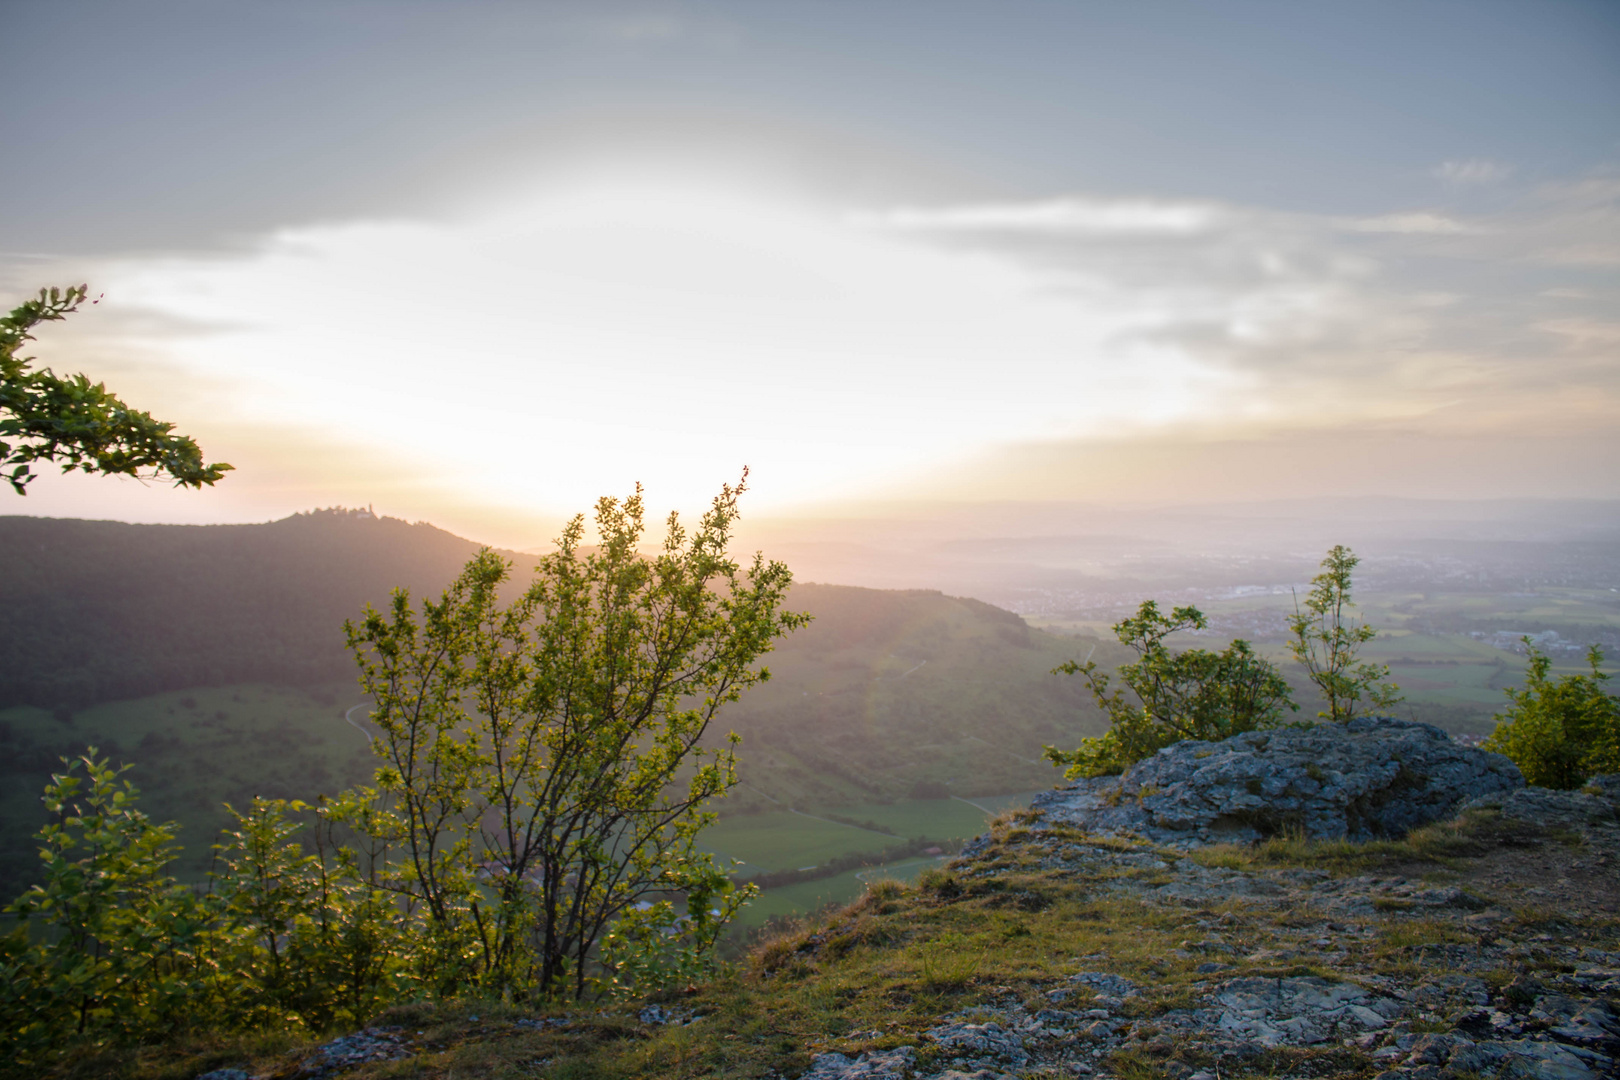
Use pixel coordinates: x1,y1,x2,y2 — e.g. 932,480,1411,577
730,854,951,931
703,812,900,876
0,682,374,892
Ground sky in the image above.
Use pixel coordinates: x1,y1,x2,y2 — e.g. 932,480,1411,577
3,0,1618,548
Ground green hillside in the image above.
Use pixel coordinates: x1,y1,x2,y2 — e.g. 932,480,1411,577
0,513,1117,899
716,584,1106,811
0,509,517,709
0,682,372,894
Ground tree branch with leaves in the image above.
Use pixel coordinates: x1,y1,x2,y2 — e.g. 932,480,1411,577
1,285,231,495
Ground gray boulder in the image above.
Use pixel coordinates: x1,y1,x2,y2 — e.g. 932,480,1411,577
1031,717,1523,845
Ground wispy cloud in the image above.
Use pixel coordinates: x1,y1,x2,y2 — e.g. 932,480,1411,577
1537,318,1620,347
27,167,1619,523
1348,212,1475,235
1433,159,1511,185
854,173,1620,443
854,198,1222,236
1515,176,1620,266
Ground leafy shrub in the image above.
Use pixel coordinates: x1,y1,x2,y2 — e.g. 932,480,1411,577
1,756,223,1064
209,795,409,1031
341,478,798,1001
1045,601,1295,777
1483,642,1620,789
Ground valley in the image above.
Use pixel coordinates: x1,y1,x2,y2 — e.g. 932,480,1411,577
3,507,1619,932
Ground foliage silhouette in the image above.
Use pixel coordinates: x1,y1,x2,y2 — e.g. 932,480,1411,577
1,285,230,495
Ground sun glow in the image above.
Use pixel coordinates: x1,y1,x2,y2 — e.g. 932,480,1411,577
85,180,1239,520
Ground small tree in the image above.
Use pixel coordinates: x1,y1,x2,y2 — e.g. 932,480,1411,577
1287,545,1401,721
1,285,231,494
344,475,806,1000
1483,642,1620,789
1045,601,1295,778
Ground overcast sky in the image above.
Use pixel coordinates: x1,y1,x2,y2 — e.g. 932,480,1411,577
4,1,1617,545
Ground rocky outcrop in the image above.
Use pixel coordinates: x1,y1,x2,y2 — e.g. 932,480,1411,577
796,961,1620,1080
1027,716,1523,846
1461,774,1620,830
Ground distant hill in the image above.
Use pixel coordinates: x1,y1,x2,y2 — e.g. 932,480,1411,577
0,509,517,709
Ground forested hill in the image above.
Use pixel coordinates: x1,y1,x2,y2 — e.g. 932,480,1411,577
0,514,1109,752
0,509,513,709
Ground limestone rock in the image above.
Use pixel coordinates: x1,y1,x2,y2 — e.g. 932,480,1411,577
1032,716,1523,844
291,1027,412,1077
1210,975,1402,1047
1460,776,1620,830
799,1045,916,1079
924,1020,1028,1067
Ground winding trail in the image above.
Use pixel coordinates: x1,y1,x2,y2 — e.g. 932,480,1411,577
342,703,374,747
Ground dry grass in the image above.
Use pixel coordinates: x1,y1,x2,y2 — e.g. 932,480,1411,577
1188,813,1492,877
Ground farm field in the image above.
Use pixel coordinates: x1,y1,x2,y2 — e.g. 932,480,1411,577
730,853,951,933
702,812,901,876
1029,585,1620,735
704,793,1039,877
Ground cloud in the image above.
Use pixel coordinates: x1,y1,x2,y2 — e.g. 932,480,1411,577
1515,175,1620,265
1537,318,1620,347
850,174,1620,447
22,165,1619,526
888,419,1620,505
1348,212,1475,235
1433,159,1511,184
854,197,1222,236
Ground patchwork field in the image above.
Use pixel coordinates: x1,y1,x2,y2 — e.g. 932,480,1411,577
1030,584,1620,735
